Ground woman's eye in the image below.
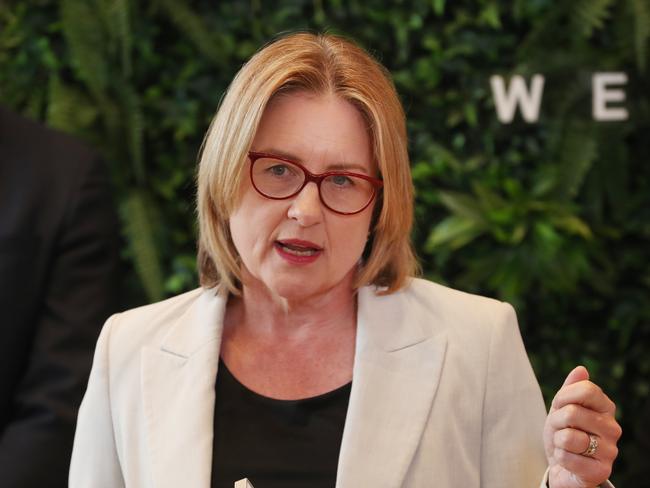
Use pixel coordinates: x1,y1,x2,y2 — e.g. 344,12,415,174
268,164,289,176
331,174,353,186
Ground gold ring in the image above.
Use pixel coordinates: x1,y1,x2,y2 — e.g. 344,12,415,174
581,433,598,457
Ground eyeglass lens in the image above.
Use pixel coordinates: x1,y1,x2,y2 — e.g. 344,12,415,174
251,157,376,214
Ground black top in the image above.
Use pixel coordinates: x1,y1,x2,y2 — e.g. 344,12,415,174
211,359,352,488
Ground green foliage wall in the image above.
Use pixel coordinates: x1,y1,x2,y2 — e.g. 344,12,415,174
1,0,648,482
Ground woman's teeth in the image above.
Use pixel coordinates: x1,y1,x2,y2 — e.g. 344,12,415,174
279,243,318,256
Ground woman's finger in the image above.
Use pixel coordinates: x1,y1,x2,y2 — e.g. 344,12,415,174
548,403,622,441
553,428,619,462
552,380,616,414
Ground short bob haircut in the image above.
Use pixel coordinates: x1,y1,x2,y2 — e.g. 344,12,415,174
197,31,418,295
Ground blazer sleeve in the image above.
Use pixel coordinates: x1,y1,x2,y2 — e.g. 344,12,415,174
69,314,126,488
479,303,618,488
480,302,549,487
0,153,120,487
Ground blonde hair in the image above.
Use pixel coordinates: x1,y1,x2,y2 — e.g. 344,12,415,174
197,31,418,295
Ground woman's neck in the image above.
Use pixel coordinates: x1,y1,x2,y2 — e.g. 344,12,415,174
224,274,358,345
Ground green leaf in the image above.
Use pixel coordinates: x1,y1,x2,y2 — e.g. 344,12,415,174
553,122,598,200
432,0,445,16
479,3,501,29
533,221,562,250
471,182,506,210
426,216,485,251
438,191,486,222
549,214,593,239
116,82,146,184
633,0,650,73
153,0,230,65
572,0,615,38
121,190,165,302
47,76,98,133
60,0,109,98
111,0,133,77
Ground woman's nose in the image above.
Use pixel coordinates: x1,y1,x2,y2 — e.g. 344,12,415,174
287,182,323,226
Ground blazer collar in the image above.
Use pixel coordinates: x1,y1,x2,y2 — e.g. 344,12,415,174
160,287,227,357
141,284,447,488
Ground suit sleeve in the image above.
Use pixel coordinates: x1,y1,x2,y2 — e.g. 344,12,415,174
69,314,125,487
480,302,549,488
0,155,120,487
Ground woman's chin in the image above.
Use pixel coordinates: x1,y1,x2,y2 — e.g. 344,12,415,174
240,264,357,304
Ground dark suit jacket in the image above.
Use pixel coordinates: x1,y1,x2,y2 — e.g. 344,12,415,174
0,107,120,486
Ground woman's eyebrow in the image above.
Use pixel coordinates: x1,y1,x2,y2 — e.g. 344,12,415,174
257,148,369,174
326,162,369,174
257,148,302,162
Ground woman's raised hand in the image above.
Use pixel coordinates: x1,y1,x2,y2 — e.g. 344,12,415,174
544,366,622,488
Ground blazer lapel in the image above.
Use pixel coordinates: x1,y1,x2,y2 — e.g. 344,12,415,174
336,285,448,488
141,288,226,488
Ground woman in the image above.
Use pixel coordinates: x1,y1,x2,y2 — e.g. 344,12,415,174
70,32,621,488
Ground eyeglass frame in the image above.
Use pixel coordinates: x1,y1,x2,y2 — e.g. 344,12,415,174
247,151,384,215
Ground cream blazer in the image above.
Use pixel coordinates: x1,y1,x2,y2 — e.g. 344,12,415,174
70,278,599,487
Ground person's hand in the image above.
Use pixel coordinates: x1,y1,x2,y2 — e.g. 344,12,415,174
544,366,622,488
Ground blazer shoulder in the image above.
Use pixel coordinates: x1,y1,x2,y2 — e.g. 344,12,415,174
371,277,516,338
105,287,207,355
403,278,512,318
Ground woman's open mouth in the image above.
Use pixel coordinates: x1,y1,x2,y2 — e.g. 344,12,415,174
274,239,323,263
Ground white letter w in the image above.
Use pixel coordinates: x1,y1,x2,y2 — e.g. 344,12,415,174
490,75,545,123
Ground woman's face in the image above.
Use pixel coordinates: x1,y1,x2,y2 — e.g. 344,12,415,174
229,91,376,301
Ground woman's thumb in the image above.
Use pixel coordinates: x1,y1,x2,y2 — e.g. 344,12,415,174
562,365,590,387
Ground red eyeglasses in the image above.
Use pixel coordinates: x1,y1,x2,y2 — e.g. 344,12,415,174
248,151,383,215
